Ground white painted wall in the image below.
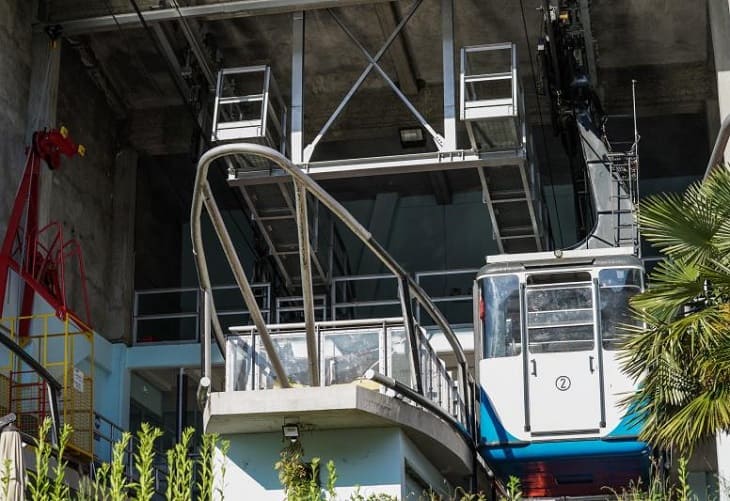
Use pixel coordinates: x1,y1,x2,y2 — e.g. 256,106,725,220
213,427,453,500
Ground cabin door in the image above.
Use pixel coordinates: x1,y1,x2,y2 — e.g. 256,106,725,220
524,277,603,435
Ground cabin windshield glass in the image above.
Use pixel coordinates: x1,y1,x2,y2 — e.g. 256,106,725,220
599,267,642,350
526,271,594,353
482,274,521,358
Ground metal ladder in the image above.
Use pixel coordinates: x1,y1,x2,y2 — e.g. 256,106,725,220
236,179,328,291
607,149,640,253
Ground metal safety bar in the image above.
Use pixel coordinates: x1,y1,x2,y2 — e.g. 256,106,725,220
133,284,271,345
460,43,519,121
191,143,473,437
211,65,287,153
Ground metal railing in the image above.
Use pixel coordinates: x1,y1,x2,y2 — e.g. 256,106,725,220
133,284,271,345
93,413,183,496
133,269,479,345
226,318,466,424
330,270,477,327
415,269,478,326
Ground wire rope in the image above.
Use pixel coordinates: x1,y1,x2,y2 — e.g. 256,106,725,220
518,0,564,249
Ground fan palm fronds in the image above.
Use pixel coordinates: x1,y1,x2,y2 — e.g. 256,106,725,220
622,166,730,452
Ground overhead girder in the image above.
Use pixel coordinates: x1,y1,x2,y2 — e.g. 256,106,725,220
41,0,396,36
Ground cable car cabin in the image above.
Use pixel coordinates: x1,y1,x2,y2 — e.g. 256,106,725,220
475,247,649,498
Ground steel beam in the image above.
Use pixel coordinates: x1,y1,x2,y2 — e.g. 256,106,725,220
303,0,424,162
329,8,444,150
441,0,456,150
577,0,598,89
151,24,192,103
168,2,216,88
228,148,526,186
374,2,418,95
47,0,394,36
291,11,305,164
294,182,319,385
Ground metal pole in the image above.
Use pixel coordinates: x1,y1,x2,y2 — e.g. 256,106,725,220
200,182,291,387
49,0,395,35
176,368,188,442
291,11,305,164
294,182,320,385
397,276,423,394
365,370,473,446
441,0,457,150
203,289,212,381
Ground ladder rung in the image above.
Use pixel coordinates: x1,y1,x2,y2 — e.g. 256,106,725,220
259,214,295,221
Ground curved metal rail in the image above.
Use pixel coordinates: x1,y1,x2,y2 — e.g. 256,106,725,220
704,114,730,180
191,143,472,406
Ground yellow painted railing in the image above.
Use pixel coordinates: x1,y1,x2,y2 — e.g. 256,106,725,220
0,313,94,458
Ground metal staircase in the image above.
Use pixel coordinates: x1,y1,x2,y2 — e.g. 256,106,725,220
236,180,328,290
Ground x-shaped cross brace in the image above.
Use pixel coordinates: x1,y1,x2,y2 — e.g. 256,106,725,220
303,0,445,163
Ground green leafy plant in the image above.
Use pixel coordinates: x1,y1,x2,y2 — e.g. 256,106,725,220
166,427,195,501
135,422,163,501
621,168,730,453
197,432,218,501
217,438,231,501
109,431,132,501
50,423,72,501
499,476,522,501
0,458,11,499
28,417,53,500
453,486,488,501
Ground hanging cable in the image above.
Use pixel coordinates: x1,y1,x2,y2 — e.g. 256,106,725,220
518,0,564,249
121,0,262,262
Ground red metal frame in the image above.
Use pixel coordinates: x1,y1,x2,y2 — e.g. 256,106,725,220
0,127,92,334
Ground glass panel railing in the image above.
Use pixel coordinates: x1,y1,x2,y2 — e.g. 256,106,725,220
322,329,380,385
225,319,465,426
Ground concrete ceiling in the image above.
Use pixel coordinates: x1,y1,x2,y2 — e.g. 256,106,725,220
43,0,716,186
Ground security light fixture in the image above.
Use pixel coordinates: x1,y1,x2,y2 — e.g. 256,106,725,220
282,424,300,442
399,127,426,148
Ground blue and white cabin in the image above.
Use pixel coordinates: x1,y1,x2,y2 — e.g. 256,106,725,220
475,247,649,497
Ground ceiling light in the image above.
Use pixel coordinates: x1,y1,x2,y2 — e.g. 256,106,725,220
399,127,426,148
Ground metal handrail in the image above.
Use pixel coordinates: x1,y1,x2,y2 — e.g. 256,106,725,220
0,323,62,444
133,283,271,345
193,143,471,416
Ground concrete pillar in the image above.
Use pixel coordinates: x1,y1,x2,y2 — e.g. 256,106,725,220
709,0,730,162
710,1,730,491
0,0,34,239
104,148,138,343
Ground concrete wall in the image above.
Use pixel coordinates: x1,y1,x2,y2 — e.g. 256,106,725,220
0,1,136,343
0,0,33,239
51,42,133,340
